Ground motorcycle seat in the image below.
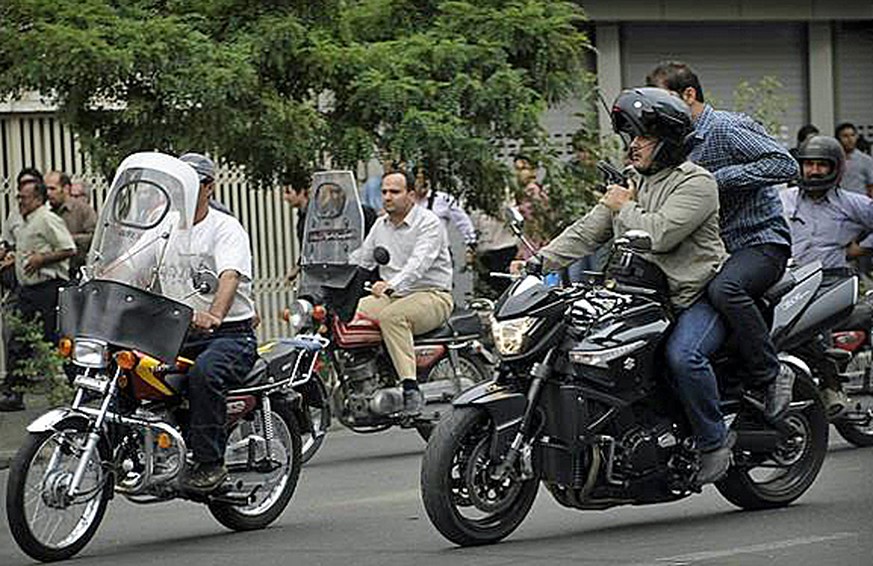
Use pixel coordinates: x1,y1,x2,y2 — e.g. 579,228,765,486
415,309,483,343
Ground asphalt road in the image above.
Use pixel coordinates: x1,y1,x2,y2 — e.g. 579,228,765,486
2,426,872,566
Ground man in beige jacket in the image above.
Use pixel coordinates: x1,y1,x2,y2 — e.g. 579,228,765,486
520,88,732,486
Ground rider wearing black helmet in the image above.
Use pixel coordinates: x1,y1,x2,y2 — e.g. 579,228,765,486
610,87,693,174
781,135,873,415
517,88,733,486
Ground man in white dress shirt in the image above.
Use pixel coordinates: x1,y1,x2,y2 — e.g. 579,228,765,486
349,172,454,416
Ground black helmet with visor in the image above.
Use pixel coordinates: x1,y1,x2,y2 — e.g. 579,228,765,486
611,87,693,174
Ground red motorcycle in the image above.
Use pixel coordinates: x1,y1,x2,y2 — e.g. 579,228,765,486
828,297,873,446
285,171,494,462
287,258,494,461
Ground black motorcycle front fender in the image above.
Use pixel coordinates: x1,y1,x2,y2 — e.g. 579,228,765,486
453,380,527,458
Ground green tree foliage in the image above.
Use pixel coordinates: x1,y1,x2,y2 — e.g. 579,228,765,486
0,0,593,210
733,76,791,139
3,309,72,407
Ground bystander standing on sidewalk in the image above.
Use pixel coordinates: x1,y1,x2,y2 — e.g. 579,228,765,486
1,170,75,412
45,170,97,279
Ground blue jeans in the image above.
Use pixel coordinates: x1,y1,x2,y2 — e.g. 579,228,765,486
665,299,727,451
181,329,257,464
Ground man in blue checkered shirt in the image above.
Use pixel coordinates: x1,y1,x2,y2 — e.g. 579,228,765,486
647,61,799,422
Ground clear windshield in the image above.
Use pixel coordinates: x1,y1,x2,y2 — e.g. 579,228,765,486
300,171,365,266
87,165,196,295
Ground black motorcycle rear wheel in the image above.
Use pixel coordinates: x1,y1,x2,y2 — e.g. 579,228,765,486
420,407,538,546
716,375,828,509
209,400,302,530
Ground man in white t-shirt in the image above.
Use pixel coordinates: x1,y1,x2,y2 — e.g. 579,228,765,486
172,153,258,493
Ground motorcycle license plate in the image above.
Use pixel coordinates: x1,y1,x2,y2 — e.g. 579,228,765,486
73,374,109,394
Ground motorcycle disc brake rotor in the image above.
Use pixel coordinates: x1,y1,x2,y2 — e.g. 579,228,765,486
463,436,522,514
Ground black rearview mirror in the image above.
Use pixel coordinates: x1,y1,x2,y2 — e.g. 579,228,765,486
192,269,219,295
373,246,391,266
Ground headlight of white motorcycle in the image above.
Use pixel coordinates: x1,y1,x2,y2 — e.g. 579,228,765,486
287,299,313,334
73,339,109,368
492,315,538,356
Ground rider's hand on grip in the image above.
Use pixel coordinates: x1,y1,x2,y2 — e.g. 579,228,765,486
524,255,544,276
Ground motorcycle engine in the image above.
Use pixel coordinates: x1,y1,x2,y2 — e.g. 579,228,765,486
341,351,379,382
615,419,678,479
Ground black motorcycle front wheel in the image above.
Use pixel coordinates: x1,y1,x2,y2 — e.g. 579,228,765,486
716,375,828,509
420,407,538,546
6,420,112,562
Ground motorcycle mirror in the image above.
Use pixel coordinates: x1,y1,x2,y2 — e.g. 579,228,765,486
503,206,525,232
615,230,653,252
191,269,219,295
373,246,391,266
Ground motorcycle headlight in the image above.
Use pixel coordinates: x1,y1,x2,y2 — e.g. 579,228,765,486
73,339,109,368
287,299,313,333
492,315,538,356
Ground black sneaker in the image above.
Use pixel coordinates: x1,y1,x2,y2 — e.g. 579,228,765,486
0,392,24,412
402,388,423,417
182,462,228,493
764,364,795,422
696,431,736,487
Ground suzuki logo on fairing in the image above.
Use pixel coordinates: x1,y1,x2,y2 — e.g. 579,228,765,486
779,289,812,311
623,357,636,371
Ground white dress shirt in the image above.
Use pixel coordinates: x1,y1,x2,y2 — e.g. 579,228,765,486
350,204,453,296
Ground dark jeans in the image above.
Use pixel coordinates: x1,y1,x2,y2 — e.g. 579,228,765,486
665,299,727,451
707,244,789,387
180,327,257,464
3,279,65,392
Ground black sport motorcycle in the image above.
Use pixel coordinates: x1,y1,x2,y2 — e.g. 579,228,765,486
421,230,839,546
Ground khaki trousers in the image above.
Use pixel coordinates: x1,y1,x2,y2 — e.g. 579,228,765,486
357,290,453,381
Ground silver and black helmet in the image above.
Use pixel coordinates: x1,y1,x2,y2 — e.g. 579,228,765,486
796,135,845,196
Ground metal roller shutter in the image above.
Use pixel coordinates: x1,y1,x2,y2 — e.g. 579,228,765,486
835,22,873,140
620,23,807,146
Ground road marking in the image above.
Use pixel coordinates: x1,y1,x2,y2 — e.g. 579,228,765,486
641,532,858,565
316,488,420,508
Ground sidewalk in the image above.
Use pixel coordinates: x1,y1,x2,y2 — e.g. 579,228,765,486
0,394,53,470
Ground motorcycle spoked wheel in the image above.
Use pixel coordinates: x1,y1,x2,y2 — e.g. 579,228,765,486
414,351,491,441
209,401,302,531
6,420,113,563
716,375,828,509
420,407,539,546
298,376,331,463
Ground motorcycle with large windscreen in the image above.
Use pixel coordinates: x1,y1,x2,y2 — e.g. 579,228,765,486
5,152,306,563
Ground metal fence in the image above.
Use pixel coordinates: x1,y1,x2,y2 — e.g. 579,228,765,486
1,113,299,378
